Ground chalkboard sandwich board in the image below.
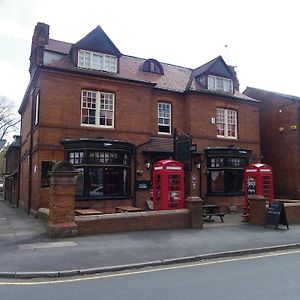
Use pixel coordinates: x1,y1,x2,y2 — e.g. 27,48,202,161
265,201,289,229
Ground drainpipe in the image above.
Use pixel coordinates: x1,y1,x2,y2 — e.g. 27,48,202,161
27,90,35,215
16,123,22,208
133,146,137,206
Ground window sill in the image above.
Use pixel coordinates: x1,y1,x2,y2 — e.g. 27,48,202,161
81,124,114,129
216,136,238,140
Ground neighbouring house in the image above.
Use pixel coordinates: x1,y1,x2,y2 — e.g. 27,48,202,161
18,22,260,215
0,139,7,195
3,135,20,205
244,87,300,199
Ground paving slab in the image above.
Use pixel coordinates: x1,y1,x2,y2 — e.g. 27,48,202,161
1,197,300,278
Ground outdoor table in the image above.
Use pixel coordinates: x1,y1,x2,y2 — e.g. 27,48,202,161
203,204,225,222
115,206,143,213
75,209,103,215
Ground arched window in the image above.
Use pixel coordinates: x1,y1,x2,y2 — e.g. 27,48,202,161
142,59,164,75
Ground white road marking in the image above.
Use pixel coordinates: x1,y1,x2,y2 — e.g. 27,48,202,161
2,249,300,286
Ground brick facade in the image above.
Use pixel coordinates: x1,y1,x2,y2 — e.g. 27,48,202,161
244,87,300,199
18,23,261,214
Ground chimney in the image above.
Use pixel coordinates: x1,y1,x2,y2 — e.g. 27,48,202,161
29,22,50,76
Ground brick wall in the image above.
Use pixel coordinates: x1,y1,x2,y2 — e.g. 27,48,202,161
244,89,300,199
19,69,261,211
76,209,190,235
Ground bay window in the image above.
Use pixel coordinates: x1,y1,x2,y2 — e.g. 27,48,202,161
205,148,251,196
63,139,133,199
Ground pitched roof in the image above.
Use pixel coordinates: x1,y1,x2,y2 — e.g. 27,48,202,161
45,39,72,54
244,87,300,101
38,27,258,103
192,55,234,78
74,26,121,57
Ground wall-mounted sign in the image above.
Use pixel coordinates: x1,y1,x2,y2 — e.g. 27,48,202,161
136,180,151,191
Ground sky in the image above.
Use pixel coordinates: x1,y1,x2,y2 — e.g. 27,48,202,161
1,0,300,112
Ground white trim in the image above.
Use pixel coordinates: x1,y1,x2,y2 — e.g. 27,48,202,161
81,90,115,128
216,108,237,139
158,102,172,134
78,50,117,73
208,75,233,93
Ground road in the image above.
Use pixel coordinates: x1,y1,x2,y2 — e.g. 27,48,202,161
1,250,300,300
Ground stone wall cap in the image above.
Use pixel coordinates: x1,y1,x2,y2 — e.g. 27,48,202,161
185,196,204,202
51,161,75,172
249,195,267,200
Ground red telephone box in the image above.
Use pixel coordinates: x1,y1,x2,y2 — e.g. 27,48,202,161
152,159,184,210
244,163,274,213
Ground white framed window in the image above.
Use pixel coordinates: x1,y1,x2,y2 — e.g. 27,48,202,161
78,50,117,73
216,108,237,139
81,90,114,128
208,75,233,93
34,92,40,126
158,102,171,134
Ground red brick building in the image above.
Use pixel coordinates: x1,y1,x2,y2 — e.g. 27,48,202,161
19,22,260,215
4,135,20,206
244,87,300,199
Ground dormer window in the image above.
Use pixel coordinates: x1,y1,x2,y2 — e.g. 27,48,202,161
208,75,233,94
78,50,117,73
142,59,164,75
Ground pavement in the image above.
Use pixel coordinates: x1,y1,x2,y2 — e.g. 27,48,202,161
0,196,300,279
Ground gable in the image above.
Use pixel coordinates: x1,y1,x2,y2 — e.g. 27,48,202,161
209,59,233,78
193,56,234,79
74,26,121,57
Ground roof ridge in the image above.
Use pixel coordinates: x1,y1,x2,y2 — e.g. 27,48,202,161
122,54,193,71
245,87,300,100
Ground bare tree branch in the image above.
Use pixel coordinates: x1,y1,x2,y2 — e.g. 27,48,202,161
0,96,20,140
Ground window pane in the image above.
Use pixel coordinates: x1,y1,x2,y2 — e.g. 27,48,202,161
158,102,171,133
92,54,103,70
75,168,84,196
208,76,215,90
78,50,116,73
81,90,97,125
226,170,244,193
216,108,237,138
88,167,104,196
210,171,225,193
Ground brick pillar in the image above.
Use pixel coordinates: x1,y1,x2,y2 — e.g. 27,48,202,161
249,195,267,225
185,196,203,229
47,161,78,238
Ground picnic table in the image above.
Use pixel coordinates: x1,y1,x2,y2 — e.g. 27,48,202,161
115,206,143,213
203,204,225,223
75,209,103,215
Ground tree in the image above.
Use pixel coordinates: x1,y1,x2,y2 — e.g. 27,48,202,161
0,96,20,140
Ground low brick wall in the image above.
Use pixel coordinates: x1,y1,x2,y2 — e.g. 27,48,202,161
282,202,300,224
75,209,190,235
249,198,300,225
